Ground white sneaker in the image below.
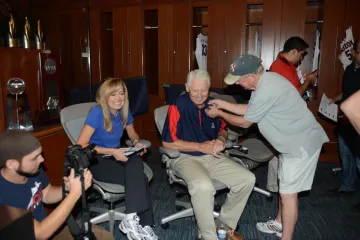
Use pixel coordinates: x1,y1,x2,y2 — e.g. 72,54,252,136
142,226,159,240
256,219,282,237
119,215,145,240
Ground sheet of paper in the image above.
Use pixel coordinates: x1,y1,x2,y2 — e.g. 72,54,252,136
318,94,338,122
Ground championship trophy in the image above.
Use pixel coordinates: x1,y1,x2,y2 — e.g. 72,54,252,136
35,20,45,50
8,14,19,47
6,78,33,131
23,17,33,49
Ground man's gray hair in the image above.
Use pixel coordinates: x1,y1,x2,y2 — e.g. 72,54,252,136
186,70,211,86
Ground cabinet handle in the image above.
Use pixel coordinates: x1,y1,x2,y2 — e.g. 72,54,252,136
129,31,132,72
227,35,230,65
167,31,170,73
121,34,124,72
272,28,276,60
79,36,83,72
176,32,179,72
217,34,220,72
333,26,339,72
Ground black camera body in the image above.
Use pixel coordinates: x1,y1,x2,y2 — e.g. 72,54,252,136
64,144,97,176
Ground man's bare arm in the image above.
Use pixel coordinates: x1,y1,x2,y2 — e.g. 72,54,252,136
218,102,248,116
218,110,253,128
341,90,360,134
42,184,62,204
162,139,201,152
33,190,81,240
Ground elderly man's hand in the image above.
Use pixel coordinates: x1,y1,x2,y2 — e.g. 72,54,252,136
205,105,221,118
200,140,221,158
213,139,225,155
208,99,226,109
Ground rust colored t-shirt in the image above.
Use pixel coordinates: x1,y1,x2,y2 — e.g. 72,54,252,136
270,55,300,90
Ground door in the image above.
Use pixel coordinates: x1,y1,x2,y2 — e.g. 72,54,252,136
261,0,282,70
158,4,174,98
113,7,128,78
207,1,225,88
127,6,143,78
224,0,247,85
172,3,191,84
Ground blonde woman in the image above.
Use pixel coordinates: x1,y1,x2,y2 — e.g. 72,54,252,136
77,78,158,240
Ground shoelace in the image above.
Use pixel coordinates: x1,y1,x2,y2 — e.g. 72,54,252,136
131,215,144,234
143,226,157,238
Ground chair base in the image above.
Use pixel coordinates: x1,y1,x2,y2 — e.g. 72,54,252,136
90,206,126,235
160,199,219,227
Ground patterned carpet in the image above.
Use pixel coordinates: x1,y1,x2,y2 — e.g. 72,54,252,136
91,147,360,240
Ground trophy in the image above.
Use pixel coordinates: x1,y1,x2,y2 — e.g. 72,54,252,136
8,14,19,48
35,20,45,50
6,78,33,131
23,17,33,49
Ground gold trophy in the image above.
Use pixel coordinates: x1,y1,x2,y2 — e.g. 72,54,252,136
36,20,45,50
23,17,33,49
8,14,19,47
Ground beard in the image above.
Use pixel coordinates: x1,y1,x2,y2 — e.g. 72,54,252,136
16,167,40,178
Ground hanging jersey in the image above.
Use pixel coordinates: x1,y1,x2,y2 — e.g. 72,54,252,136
195,33,208,70
254,29,261,57
339,27,354,70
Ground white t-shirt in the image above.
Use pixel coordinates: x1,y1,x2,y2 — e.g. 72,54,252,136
195,33,208,70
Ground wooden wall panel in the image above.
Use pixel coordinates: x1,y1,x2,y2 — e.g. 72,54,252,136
113,7,128,78
279,0,307,49
126,6,143,78
158,4,174,98
261,0,282,70
207,1,225,88
172,3,191,84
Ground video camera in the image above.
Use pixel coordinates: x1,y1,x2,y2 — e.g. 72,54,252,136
64,144,97,176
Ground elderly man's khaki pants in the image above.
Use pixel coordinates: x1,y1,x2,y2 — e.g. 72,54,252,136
172,154,255,240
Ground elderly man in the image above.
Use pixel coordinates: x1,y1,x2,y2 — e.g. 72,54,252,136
161,69,255,240
205,55,328,240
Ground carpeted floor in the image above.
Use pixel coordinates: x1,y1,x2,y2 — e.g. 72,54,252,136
92,147,360,240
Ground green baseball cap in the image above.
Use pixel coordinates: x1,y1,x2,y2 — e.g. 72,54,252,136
224,54,262,85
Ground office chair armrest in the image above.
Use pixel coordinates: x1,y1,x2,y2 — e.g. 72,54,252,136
125,139,151,148
225,139,234,149
159,147,180,158
227,131,238,141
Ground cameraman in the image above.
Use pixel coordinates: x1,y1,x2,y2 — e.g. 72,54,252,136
0,130,113,239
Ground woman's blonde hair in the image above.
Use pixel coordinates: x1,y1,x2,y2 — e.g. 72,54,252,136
96,77,129,132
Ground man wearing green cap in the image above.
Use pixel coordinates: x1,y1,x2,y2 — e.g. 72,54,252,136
0,130,113,239
205,54,329,240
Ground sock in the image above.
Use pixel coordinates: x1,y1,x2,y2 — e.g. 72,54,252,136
126,213,136,220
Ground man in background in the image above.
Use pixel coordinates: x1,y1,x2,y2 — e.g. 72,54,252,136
326,40,360,203
267,37,318,193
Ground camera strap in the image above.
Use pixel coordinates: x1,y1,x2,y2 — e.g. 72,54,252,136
63,170,95,240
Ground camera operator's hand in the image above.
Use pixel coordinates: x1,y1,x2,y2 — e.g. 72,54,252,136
63,169,93,197
134,142,147,156
112,148,129,162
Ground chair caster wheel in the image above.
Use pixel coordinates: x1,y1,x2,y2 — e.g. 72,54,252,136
176,205,185,211
214,204,221,212
161,223,169,229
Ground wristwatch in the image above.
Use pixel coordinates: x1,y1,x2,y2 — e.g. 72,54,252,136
132,139,139,145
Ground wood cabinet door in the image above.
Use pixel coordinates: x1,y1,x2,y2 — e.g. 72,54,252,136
279,0,307,49
172,3,191,84
224,0,247,86
207,1,225,88
113,7,128,78
158,4,174,98
261,0,282,70
126,6,143,78
318,0,346,99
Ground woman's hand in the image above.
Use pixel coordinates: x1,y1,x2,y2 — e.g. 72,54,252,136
134,141,147,156
112,148,129,162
